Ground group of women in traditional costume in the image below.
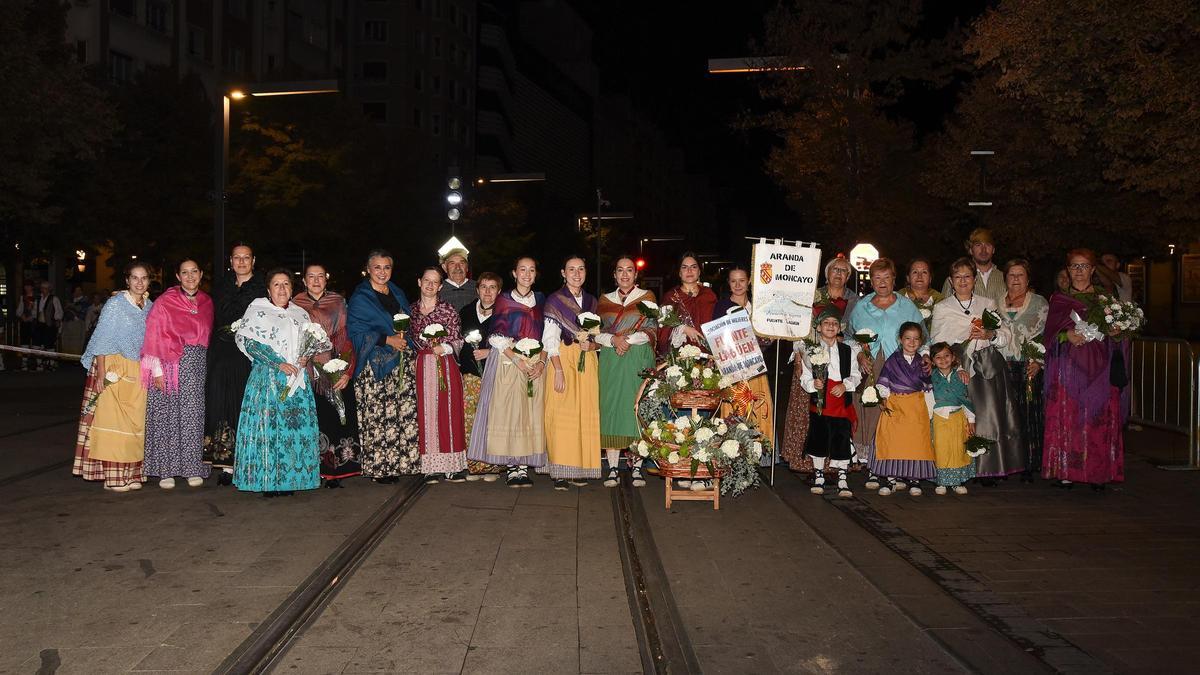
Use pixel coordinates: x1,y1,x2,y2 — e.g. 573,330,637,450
784,231,1128,497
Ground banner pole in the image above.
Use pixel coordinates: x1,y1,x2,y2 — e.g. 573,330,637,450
770,339,780,486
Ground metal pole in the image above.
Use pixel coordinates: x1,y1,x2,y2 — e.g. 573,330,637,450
595,189,604,298
770,339,781,486
213,95,230,279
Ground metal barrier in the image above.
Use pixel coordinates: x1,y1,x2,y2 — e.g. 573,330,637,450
1130,337,1199,468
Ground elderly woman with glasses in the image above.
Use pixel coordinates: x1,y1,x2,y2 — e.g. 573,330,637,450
1041,249,1126,491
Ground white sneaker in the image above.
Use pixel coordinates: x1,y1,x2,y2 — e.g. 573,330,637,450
909,486,923,497
159,478,176,490
128,481,143,490
482,473,499,482
187,477,205,487
465,473,483,481
934,485,948,495
953,485,968,495
877,486,893,496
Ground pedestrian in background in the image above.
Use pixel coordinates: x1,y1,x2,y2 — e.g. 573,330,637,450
141,260,213,490
72,262,154,492
33,281,64,371
15,281,36,370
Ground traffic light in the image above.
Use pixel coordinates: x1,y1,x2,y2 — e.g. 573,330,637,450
446,176,463,221
635,258,647,271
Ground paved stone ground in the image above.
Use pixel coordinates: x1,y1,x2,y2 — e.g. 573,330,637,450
777,426,1200,674
276,479,642,674
637,478,975,674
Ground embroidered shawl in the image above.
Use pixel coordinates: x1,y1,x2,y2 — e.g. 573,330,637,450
140,286,213,392
598,288,657,346
81,292,152,370
544,286,597,346
489,290,545,340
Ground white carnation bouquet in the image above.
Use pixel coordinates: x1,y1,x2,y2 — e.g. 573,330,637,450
282,322,333,401
513,337,543,397
463,328,484,372
575,311,601,372
421,322,450,391
320,354,351,424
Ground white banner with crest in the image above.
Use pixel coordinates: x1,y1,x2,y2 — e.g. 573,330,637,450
750,240,822,340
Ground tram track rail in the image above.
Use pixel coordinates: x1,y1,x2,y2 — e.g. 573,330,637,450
216,477,428,674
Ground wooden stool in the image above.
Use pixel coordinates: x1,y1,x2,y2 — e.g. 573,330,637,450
664,474,721,510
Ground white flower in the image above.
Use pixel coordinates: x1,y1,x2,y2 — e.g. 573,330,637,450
1105,315,1115,323
578,311,601,324
104,371,120,384
665,365,683,378
702,367,713,378
660,305,674,316
691,413,702,423
737,422,749,431
651,427,662,439
919,307,932,319
855,328,877,339
675,416,691,429
695,449,711,462
513,337,542,355
464,329,483,345
715,422,728,435
667,451,680,464
717,376,734,389
861,386,879,404
1110,303,1121,311
304,322,327,336
640,300,659,312
751,441,763,459
392,313,409,322
808,349,830,366
230,319,244,330
637,440,649,457
694,427,715,443
676,377,688,387
678,344,702,360
422,323,447,337
322,358,349,373
691,367,701,377
720,439,740,458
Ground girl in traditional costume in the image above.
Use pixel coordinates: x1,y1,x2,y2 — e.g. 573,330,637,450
873,322,936,496
929,341,976,494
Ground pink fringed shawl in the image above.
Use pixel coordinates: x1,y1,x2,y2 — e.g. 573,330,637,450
140,286,213,392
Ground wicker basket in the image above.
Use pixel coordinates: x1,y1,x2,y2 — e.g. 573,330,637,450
668,388,722,411
656,457,725,479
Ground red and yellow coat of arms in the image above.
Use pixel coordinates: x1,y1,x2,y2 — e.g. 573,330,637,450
759,262,773,284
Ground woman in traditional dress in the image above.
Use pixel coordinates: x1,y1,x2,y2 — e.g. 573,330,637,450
597,256,658,488
467,257,548,487
845,258,925,489
141,259,213,489
713,266,774,447
347,249,420,483
292,263,361,488
997,259,1049,481
409,266,469,484
1042,249,1125,490
73,262,154,492
232,269,320,496
459,272,504,481
782,256,859,472
657,252,716,357
543,255,602,489
898,258,943,335
204,243,266,483
930,257,1023,485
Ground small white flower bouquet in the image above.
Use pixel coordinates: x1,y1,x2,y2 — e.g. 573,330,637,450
85,371,121,415
282,322,333,401
513,337,544,397
421,323,450,391
575,311,601,372
321,355,351,424
464,328,484,372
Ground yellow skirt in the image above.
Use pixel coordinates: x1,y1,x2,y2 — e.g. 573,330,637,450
544,343,601,478
88,354,147,463
932,410,972,471
719,373,774,446
874,391,934,462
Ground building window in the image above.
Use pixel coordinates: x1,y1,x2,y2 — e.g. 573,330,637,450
363,20,388,42
363,61,388,81
432,113,441,136
110,0,134,18
433,0,442,19
448,78,457,102
75,40,87,64
450,4,457,24
109,51,133,83
227,46,245,73
362,102,387,122
449,43,457,65
415,28,424,53
432,74,441,94
146,1,168,32
413,69,423,90
415,0,423,10
462,12,469,33
412,107,422,128
432,35,441,57
187,25,205,58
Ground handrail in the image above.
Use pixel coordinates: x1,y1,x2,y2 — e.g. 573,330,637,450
1130,336,1199,469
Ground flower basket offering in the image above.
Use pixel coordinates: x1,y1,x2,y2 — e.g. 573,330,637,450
513,338,543,397
634,413,768,509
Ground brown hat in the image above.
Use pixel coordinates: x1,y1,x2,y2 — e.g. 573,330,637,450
967,227,994,246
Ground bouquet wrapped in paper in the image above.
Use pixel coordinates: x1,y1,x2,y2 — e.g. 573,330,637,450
281,322,333,401
421,323,450,391
806,341,830,411
391,313,411,372
463,328,484,373
1085,295,1144,341
513,337,543,397
321,356,351,424
575,312,601,372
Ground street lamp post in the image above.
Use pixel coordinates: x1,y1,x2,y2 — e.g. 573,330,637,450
212,80,339,278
